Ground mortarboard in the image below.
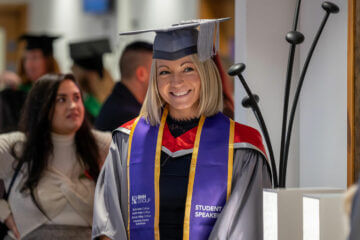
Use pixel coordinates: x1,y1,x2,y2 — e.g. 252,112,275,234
69,38,111,78
119,18,230,62
19,34,60,56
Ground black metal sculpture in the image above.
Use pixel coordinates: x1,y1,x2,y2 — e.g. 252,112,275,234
228,1,340,188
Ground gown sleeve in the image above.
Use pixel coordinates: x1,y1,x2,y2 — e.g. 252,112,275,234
209,148,272,240
92,132,129,240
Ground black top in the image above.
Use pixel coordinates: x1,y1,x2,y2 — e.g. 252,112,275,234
0,89,27,133
159,116,199,239
95,82,141,132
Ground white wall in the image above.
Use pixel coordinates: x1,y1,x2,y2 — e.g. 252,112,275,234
235,0,300,187
234,0,347,188
299,0,347,188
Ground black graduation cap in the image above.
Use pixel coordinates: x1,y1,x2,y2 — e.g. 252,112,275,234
19,34,60,56
120,18,230,62
69,38,111,78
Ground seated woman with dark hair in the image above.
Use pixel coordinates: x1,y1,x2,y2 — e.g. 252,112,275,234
0,74,111,239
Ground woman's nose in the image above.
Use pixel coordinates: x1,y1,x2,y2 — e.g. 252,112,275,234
68,100,76,109
172,73,183,85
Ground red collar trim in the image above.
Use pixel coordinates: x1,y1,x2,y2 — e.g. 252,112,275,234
119,117,266,156
234,122,267,156
162,123,197,152
120,118,137,131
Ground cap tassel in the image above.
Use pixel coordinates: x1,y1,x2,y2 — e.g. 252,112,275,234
198,21,215,62
214,21,220,56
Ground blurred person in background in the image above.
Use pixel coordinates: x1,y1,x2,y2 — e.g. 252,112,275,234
0,74,111,239
70,38,115,123
95,41,153,131
17,34,61,92
0,34,61,133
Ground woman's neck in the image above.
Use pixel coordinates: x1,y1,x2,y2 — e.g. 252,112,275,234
166,114,199,138
51,132,76,145
168,107,198,121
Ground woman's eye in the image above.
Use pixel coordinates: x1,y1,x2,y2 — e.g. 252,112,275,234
159,70,170,75
56,97,65,103
74,95,81,102
184,67,194,72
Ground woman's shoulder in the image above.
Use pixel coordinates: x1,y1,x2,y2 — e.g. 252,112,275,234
233,122,262,144
113,117,138,136
91,129,112,146
232,121,267,158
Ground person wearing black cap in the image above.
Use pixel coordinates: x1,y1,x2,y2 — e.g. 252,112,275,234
92,18,271,240
18,34,61,91
0,33,60,133
70,38,115,122
94,41,153,132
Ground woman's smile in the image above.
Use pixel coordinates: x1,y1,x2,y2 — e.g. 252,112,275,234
170,89,191,97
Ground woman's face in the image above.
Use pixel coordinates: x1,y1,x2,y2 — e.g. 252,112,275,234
24,49,47,82
51,79,85,135
157,55,201,119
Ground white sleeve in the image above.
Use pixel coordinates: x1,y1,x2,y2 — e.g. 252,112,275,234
0,199,11,222
0,131,25,179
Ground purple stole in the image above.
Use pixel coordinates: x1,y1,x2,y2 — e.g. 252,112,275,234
127,109,234,240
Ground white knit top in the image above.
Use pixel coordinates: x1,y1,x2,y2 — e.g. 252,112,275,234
0,130,111,238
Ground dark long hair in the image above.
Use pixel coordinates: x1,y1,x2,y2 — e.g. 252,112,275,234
18,73,100,213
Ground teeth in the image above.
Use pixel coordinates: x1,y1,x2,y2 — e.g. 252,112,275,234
172,90,189,96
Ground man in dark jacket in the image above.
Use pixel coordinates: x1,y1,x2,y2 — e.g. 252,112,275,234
95,41,153,131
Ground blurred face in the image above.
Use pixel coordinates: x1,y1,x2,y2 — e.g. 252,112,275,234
51,79,85,135
157,55,201,119
24,49,47,82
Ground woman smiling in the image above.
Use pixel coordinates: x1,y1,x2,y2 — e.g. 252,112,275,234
93,19,271,240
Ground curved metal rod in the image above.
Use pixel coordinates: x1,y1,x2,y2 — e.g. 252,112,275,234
282,11,332,186
279,0,303,188
292,0,302,31
237,74,279,188
279,44,298,187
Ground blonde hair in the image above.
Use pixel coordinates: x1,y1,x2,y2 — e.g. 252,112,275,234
140,54,223,125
